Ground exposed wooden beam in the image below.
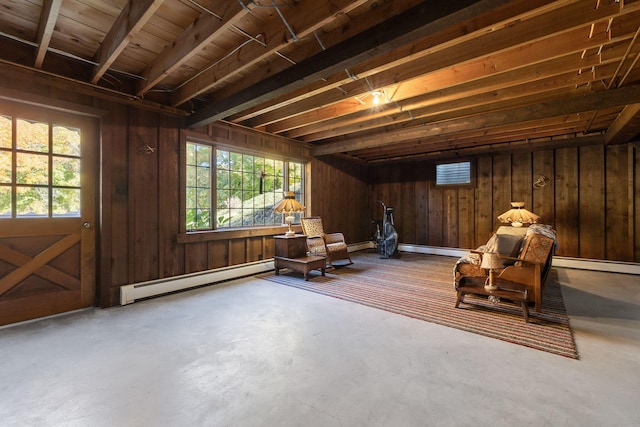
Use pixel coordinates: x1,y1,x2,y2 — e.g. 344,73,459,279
281,27,613,139
187,0,516,128
365,134,605,164
0,60,188,117
91,0,164,85
310,85,640,156
135,0,251,96
171,0,374,107
354,116,594,159
246,0,619,129
605,103,640,144
301,83,594,143
229,0,567,124
34,0,62,68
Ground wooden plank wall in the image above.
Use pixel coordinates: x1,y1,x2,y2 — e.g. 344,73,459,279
99,105,370,306
369,144,640,263
4,81,639,310
309,157,370,243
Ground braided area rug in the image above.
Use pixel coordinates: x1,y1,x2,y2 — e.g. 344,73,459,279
258,251,578,359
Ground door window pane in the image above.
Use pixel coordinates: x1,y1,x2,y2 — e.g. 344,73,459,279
16,186,48,217
53,157,81,187
17,119,49,153
0,186,10,217
53,188,80,217
16,153,49,185
0,151,11,183
53,125,81,156
0,115,10,148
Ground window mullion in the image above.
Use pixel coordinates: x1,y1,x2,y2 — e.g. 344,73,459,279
11,116,16,218
283,162,290,192
48,122,53,217
212,146,218,230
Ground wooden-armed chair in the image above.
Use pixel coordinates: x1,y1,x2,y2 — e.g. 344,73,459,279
300,217,353,268
454,225,557,313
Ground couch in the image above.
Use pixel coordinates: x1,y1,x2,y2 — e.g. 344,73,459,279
454,224,557,312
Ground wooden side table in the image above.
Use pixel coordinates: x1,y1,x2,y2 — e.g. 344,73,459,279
273,235,326,280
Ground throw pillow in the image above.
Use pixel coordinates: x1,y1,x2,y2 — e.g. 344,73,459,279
486,233,523,259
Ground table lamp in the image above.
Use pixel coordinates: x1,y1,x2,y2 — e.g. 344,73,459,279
497,201,540,227
273,191,305,236
481,251,504,291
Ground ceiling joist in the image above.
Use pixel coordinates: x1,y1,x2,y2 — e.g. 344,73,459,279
3,0,640,163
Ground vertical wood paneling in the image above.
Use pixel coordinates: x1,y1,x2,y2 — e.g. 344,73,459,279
343,162,369,245
264,236,276,259
458,187,474,249
629,145,636,262
128,109,160,282
428,187,443,246
185,242,208,273
442,189,458,247
312,157,369,244
606,144,631,261
229,239,246,266
579,145,605,259
475,156,493,247
390,165,404,242
368,142,638,262
511,152,532,210
492,155,512,229
208,240,229,269
99,102,129,306
158,115,185,277
554,147,579,256
532,150,555,227
415,170,429,244
246,237,263,262
635,144,640,261
400,170,416,243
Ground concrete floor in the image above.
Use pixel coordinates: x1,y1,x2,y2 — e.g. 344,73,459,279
1,261,639,427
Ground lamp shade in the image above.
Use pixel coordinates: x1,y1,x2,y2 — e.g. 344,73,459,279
481,252,504,270
497,201,540,227
273,191,305,214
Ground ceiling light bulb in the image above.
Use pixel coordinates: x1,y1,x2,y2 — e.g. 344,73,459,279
372,91,381,105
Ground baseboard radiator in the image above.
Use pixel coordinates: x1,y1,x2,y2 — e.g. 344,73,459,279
120,259,275,305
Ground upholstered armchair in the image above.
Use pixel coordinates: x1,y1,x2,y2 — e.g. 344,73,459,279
300,217,353,268
454,224,557,312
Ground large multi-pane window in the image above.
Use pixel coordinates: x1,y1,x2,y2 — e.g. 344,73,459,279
0,115,81,218
185,141,304,231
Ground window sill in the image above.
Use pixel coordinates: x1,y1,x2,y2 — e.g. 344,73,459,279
177,224,302,243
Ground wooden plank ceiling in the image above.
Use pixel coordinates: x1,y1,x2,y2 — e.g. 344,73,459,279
2,0,640,163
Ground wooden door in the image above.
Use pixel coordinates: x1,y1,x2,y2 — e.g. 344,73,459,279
0,101,97,326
